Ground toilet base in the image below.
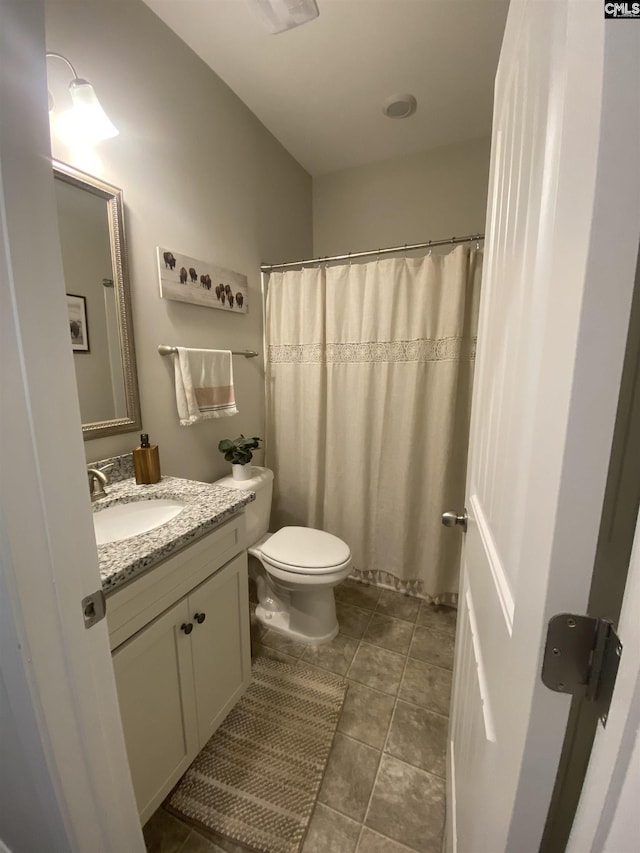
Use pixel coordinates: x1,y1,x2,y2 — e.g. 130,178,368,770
249,550,348,645
255,597,339,645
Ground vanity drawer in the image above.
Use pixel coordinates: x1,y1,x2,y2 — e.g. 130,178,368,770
107,512,246,650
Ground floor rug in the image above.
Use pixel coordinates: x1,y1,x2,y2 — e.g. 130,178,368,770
165,656,347,853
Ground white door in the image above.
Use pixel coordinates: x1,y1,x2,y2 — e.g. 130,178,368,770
1,2,144,850
446,3,640,852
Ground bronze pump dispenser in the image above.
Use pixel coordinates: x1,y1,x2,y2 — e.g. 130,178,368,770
133,433,161,485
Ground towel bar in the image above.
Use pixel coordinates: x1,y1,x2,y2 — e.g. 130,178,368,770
158,345,258,358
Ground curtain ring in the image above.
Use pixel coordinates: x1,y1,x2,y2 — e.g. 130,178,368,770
348,251,352,266
428,240,432,257
376,248,381,263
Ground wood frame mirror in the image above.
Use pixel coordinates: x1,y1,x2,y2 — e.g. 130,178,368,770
53,160,141,439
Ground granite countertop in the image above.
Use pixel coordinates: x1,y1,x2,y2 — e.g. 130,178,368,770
94,476,255,594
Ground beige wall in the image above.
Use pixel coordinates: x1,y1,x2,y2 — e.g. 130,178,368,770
312,137,491,257
45,0,312,482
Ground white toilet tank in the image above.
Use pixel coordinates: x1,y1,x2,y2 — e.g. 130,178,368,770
213,466,274,546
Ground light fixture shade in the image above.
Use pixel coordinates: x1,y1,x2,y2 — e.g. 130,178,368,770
55,78,119,146
250,0,319,34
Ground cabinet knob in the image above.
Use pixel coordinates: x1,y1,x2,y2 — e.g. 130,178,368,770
181,622,193,635
194,612,206,624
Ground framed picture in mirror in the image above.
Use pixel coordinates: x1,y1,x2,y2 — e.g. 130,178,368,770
67,293,90,353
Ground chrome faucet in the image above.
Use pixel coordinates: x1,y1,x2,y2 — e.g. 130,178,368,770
87,466,109,501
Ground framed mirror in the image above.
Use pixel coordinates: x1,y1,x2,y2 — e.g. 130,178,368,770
53,160,141,439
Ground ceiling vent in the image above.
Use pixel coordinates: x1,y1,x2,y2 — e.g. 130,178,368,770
382,94,418,119
249,0,319,34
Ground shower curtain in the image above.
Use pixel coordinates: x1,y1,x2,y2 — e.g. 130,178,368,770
265,246,482,602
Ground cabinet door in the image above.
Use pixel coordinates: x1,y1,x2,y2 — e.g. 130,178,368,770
112,598,198,824
189,553,251,745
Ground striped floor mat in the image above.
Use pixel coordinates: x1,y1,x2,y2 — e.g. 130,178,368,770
165,656,347,853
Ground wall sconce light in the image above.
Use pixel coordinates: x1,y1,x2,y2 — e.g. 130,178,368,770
46,52,119,146
248,0,319,34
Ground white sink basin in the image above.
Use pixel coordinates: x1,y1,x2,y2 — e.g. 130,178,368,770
93,499,185,545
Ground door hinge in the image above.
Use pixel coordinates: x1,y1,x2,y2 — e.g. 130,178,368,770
81,589,106,629
541,613,622,727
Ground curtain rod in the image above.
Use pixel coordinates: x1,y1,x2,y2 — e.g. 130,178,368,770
158,345,259,358
260,232,485,273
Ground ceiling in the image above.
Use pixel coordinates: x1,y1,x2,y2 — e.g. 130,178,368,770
143,0,509,176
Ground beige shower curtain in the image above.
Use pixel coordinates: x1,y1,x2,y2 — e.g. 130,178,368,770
265,247,482,602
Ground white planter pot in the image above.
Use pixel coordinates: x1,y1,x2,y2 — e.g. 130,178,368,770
232,463,253,481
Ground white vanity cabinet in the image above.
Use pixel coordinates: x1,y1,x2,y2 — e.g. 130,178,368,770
106,513,251,824
111,597,199,821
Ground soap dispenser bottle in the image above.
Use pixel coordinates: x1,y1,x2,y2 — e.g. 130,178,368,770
133,433,161,485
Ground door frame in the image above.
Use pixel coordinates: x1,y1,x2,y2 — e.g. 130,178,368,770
568,502,640,850
545,18,640,850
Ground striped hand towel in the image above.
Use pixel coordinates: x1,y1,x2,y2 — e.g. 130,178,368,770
174,348,238,425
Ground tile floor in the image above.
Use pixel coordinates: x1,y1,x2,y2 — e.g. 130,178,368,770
143,578,456,853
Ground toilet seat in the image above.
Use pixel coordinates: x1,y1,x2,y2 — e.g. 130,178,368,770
260,526,351,575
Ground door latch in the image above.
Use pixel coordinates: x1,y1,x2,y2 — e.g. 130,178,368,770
541,613,622,726
81,589,106,628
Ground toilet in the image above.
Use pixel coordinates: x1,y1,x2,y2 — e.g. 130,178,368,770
214,466,352,644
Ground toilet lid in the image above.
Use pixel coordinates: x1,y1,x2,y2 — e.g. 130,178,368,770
261,526,351,574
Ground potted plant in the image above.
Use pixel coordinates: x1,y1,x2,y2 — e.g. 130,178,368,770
218,435,262,481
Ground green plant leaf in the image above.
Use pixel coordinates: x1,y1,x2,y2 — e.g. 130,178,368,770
218,434,262,464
